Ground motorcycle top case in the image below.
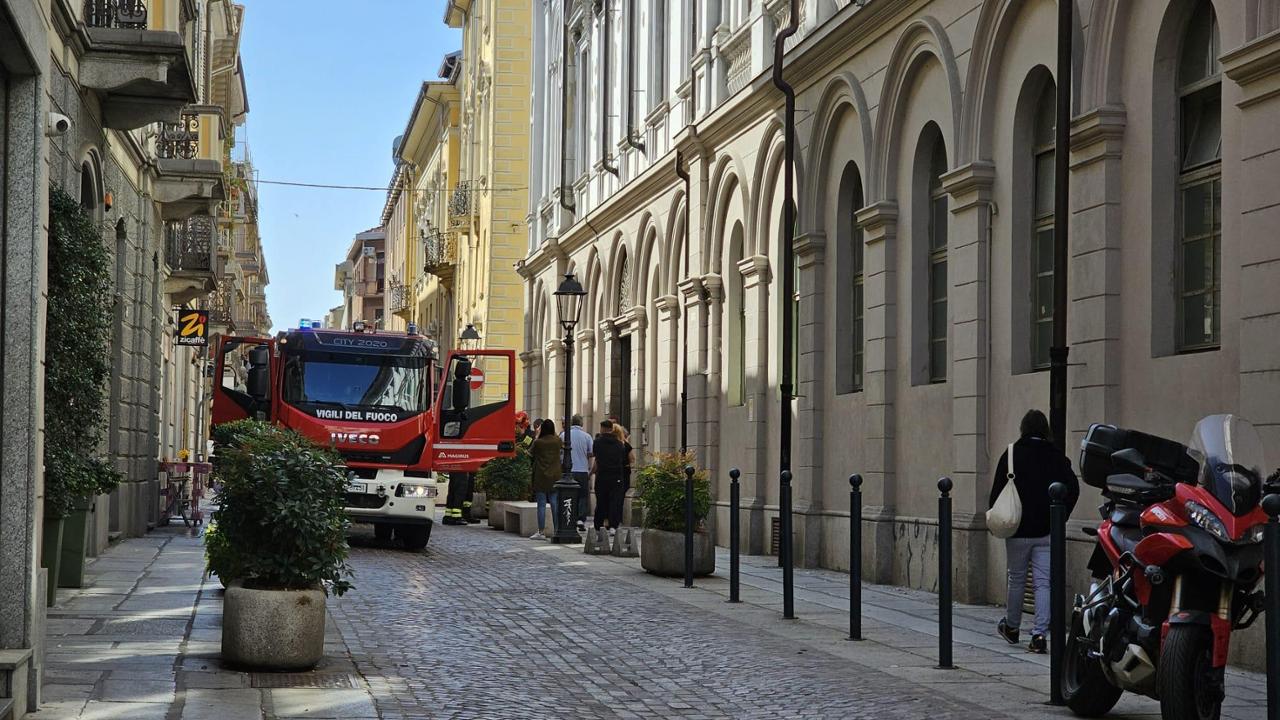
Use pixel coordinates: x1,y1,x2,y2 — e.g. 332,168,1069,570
1079,423,1199,490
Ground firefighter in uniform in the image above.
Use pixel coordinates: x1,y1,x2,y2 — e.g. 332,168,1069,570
443,471,470,525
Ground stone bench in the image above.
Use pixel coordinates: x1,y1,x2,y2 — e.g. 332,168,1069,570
502,501,540,536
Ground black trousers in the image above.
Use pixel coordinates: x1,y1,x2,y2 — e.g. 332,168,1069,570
573,472,590,520
594,476,625,529
445,471,471,514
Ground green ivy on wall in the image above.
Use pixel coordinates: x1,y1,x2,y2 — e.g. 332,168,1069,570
44,185,122,519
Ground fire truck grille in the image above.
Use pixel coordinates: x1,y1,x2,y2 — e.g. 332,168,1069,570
345,493,388,510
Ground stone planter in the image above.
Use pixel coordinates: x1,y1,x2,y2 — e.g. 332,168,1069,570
470,492,488,520
222,581,325,671
58,497,94,588
487,501,507,530
40,516,65,608
640,529,715,577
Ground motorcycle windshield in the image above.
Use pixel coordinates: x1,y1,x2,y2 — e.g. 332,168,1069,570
1187,414,1265,516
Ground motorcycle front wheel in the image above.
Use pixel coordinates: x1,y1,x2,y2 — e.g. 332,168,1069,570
1062,607,1122,717
1158,625,1222,720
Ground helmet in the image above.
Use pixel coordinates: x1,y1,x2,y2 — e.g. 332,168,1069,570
515,411,530,427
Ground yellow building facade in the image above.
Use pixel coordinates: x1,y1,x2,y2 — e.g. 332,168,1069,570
379,2,531,403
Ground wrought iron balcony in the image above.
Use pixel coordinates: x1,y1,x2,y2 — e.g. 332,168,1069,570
448,182,472,223
390,281,410,313
157,111,200,160
165,215,215,273
84,0,148,29
208,275,236,326
422,229,457,273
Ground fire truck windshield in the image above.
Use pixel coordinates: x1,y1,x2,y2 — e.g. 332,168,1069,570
282,351,429,422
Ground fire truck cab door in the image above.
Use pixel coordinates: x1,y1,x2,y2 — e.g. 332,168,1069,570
211,336,274,428
431,350,516,472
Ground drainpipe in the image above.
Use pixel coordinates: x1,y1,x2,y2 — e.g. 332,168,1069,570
772,0,798,619
676,151,690,454
559,19,576,213
625,0,645,154
600,0,619,175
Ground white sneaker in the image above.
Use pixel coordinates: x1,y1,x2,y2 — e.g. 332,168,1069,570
529,532,546,540
608,528,617,540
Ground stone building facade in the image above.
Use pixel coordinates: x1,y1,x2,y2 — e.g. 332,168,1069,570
524,0,1280,667
0,1,264,712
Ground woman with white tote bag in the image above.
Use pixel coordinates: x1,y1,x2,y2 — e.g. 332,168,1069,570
986,410,1079,654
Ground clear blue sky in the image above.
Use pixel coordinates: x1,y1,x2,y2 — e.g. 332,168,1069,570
239,0,461,332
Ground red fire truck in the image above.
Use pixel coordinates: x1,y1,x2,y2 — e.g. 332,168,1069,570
210,325,516,549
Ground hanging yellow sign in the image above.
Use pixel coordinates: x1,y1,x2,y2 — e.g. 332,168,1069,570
176,309,208,346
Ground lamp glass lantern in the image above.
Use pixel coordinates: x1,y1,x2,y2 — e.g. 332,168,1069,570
459,323,481,349
554,273,587,333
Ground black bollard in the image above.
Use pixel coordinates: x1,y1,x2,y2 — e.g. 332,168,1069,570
1049,482,1069,706
849,474,863,641
1264,493,1280,719
781,470,795,619
729,468,741,603
937,476,954,669
684,465,696,589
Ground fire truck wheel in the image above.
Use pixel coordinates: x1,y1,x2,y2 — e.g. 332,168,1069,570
398,524,430,551
374,524,393,542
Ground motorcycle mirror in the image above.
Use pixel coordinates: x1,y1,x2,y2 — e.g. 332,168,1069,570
1111,447,1148,474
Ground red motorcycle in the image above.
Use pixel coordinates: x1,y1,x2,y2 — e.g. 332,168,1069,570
1062,415,1274,720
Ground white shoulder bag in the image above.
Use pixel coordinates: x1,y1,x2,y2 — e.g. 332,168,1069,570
986,443,1022,539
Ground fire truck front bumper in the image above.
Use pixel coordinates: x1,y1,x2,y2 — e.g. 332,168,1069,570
342,470,438,526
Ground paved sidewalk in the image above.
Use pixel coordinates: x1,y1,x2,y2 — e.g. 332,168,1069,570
38,526,378,720
564,540,1269,720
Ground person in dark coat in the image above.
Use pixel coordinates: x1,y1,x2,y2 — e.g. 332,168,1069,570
591,420,629,534
528,419,562,540
988,409,1080,654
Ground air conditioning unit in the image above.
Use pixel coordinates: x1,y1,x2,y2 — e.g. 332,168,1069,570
362,246,376,258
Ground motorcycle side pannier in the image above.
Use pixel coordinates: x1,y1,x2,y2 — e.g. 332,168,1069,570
1079,423,1199,490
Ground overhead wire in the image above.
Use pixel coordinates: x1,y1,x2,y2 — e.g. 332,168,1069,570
253,178,529,193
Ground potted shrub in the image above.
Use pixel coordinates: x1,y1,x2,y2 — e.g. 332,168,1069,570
634,452,715,577
208,420,353,671
474,445,531,531
41,186,120,602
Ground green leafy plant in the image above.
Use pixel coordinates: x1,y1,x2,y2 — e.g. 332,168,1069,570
208,420,354,596
633,451,711,532
475,444,532,501
43,186,120,518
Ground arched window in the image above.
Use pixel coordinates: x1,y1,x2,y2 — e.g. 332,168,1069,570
1030,80,1056,370
616,250,631,315
1176,1,1221,350
836,162,865,394
914,123,948,384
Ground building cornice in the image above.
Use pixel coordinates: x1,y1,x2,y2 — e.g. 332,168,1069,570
1222,29,1280,106
940,161,996,211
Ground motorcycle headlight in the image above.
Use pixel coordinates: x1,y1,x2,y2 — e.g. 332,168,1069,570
1184,500,1231,542
399,483,435,498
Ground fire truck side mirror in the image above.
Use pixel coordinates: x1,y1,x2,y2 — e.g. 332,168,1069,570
452,358,472,413
246,345,270,401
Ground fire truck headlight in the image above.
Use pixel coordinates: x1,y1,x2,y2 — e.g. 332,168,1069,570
398,483,436,499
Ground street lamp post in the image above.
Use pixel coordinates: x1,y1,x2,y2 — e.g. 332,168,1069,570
552,272,587,544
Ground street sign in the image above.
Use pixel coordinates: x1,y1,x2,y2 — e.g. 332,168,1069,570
176,309,208,346
468,366,485,391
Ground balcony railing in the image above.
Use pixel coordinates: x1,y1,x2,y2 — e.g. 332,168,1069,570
209,275,235,324
85,0,148,29
422,229,457,272
165,215,214,273
157,111,200,160
389,281,409,312
448,182,472,224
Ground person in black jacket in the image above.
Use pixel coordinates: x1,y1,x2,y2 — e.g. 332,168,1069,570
988,409,1079,654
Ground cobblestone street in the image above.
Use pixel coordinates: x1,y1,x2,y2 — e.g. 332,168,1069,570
40,520,1269,719
331,526,1010,720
